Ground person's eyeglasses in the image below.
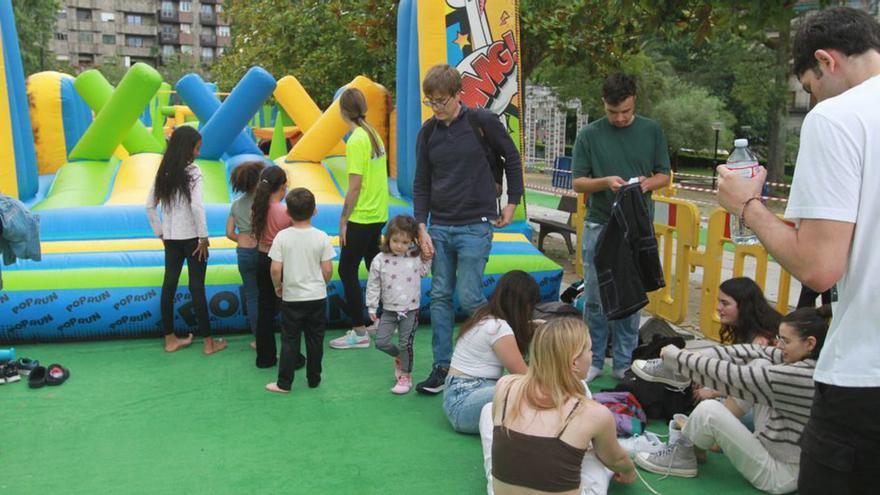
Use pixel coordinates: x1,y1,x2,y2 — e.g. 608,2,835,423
422,96,452,108
776,335,804,348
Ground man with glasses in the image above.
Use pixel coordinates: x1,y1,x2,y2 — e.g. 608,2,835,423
717,8,880,494
412,64,524,395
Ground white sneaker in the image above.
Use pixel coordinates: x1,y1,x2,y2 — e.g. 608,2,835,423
618,431,666,455
631,358,691,388
329,330,370,349
635,437,698,478
586,366,604,382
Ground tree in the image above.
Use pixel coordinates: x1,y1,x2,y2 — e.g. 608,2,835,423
13,0,60,75
651,83,735,154
213,0,397,108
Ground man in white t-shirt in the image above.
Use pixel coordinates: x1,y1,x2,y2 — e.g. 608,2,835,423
717,8,880,494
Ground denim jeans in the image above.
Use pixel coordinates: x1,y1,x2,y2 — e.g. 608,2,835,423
582,221,640,372
429,222,494,368
236,247,260,335
443,375,497,434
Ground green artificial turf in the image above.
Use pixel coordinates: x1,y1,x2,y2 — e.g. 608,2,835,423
1,328,761,494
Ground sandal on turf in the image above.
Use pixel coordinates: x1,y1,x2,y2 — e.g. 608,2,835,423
46,363,70,386
28,366,47,388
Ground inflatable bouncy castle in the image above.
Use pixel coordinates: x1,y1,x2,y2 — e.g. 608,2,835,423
0,0,562,342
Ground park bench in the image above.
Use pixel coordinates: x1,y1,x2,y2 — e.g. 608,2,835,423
532,195,577,255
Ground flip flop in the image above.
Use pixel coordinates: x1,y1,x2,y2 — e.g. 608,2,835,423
28,366,47,388
45,363,70,386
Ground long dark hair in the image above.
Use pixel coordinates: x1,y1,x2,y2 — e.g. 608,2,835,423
251,166,287,241
719,277,781,344
153,126,201,209
380,215,420,257
457,270,541,355
230,161,265,194
780,304,831,359
339,88,383,159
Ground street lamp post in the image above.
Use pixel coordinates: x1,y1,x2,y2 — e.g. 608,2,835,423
711,121,723,190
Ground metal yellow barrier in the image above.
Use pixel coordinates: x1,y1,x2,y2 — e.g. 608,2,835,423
696,208,793,341
647,195,701,324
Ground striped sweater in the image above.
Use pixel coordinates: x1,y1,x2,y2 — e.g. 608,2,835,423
662,344,815,464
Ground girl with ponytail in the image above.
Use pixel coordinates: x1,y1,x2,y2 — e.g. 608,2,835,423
329,87,391,350
251,166,293,367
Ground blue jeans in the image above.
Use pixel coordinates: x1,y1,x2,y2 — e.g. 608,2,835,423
443,375,497,434
236,247,260,335
582,221,640,372
429,222,494,368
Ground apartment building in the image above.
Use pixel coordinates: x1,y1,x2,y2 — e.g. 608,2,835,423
50,0,230,68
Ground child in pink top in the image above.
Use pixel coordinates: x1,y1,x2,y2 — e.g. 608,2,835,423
251,166,296,368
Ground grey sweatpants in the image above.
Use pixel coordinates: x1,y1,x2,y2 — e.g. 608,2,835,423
374,309,419,373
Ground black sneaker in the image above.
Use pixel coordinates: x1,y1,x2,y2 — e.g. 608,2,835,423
416,366,448,395
0,363,20,384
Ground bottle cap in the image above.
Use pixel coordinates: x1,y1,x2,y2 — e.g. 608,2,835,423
734,138,749,148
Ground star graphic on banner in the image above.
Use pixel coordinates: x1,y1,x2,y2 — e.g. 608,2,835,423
454,31,470,49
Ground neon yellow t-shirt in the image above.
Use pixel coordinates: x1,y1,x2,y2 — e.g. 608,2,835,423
347,126,389,224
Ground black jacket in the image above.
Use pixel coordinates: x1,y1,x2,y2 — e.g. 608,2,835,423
593,183,665,320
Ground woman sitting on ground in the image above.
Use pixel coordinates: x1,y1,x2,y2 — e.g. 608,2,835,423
694,277,781,402
631,305,830,494
490,318,636,495
442,270,540,434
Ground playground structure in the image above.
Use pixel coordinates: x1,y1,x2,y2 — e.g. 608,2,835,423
522,83,588,173
0,0,563,342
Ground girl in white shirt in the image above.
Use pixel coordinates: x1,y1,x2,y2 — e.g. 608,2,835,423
146,126,226,355
443,270,540,434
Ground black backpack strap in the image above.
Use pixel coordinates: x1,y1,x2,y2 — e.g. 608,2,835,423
467,109,505,189
418,117,438,170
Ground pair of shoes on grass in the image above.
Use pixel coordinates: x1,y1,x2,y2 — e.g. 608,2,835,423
28,363,70,388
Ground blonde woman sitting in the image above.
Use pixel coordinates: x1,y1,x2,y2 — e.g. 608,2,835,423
486,318,636,495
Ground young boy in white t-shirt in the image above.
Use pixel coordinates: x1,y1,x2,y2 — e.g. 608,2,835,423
265,187,336,393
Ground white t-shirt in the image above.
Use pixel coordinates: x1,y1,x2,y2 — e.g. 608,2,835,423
784,74,880,387
268,225,336,302
450,317,515,379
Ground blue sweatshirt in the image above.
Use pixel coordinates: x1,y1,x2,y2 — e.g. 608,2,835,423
413,105,523,226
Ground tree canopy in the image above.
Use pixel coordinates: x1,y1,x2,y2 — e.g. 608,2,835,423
13,0,60,75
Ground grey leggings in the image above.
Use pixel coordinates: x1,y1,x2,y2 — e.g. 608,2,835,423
374,309,419,373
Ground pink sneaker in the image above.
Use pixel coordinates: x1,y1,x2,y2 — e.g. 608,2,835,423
391,375,412,395
394,356,402,380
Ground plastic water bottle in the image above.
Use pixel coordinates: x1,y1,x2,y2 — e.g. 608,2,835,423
0,348,15,362
726,139,762,245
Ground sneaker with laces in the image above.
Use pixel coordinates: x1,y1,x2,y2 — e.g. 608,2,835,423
631,358,691,388
416,366,448,395
329,330,370,349
0,363,20,384
391,375,412,394
635,437,698,478
394,356,402,380
586,366,604,382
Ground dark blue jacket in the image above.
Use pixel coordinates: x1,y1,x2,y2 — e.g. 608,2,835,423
413,105,523,226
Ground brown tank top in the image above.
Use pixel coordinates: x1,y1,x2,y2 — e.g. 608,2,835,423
491,386,587,492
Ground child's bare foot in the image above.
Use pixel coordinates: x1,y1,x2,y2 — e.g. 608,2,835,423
164,334,193,352
265,382,290,393
249,340,257,350
203,337,227,355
